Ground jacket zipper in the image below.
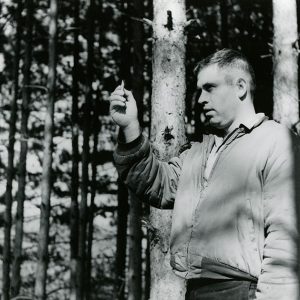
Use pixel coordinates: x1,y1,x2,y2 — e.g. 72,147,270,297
185,128,245,276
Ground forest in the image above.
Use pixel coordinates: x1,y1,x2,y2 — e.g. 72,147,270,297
0,0,299,299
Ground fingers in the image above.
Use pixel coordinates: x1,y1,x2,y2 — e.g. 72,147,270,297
109,93,126,102
112,88,125,96
110,99,126,107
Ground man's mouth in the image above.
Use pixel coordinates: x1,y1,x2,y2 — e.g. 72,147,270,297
203,109,214,115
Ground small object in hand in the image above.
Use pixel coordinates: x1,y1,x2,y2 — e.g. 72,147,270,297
121,80,129,102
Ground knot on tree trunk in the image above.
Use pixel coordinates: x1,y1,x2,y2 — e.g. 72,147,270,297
164,10,173,31
162,126,174,144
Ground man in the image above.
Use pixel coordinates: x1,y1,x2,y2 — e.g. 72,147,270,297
109,49,299,300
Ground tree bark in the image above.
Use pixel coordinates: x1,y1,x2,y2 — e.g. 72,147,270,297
34,0,57,299
77,0,95,298
70,0,80,299
149,1,186,299
3,1,22,299
11,0,33,297
272,0,299,127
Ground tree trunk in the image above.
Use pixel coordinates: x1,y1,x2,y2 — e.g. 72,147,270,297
11,0,33,297
115,0,131,299
127,193,142,300
70,0,80,299
34,0,57,299
220,0,228,48
144,233,151,300
77,0,95,298
149,1,186,299
3,1,22,299
85,103,100,300
272,0,299,127
115,181,129,300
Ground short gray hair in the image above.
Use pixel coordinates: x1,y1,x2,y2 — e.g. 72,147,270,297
194,49,256,98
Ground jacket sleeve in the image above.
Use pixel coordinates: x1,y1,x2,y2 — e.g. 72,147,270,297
113,133,188,209
256,130,299,300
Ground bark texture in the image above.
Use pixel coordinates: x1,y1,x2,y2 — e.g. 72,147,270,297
150,1,186,299
272,0,299,127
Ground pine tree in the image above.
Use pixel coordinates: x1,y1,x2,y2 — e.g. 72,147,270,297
3,1,22,299
11,0,33,296
34,0,58,298
149,1,187,299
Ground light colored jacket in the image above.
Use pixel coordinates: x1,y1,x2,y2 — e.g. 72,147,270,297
114,117,299,300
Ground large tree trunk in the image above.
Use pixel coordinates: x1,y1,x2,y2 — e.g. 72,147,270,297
11,0,33,297
77,0,95,298
70,0,80,299
34,0,57,299
149,1,186,299
3,1,22,299
272,0,299,127
127,0,144,299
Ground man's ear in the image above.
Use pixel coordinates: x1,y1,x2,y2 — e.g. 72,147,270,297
236,78,247,100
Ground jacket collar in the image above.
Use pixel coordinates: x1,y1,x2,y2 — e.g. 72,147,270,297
213,113,268,149
239,113,268,131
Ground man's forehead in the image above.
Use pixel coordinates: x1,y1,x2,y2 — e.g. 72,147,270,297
197,64,226,85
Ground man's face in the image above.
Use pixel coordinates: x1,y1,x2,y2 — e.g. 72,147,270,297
196,64,239,131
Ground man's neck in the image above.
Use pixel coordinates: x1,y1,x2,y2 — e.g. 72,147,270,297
223,105,256,136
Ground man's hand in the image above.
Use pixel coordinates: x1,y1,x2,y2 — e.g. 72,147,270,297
109,81,140,142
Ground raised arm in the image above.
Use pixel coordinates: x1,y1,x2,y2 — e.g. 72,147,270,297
109,83,186,209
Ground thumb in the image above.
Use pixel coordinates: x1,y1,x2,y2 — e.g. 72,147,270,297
124,88,134,102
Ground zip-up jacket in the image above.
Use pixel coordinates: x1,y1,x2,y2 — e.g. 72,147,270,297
114,117,299,300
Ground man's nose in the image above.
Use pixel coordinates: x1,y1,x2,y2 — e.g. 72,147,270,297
198,92,207,105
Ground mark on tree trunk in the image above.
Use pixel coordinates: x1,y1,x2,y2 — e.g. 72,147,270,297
164,10,173,31
162,126,174,143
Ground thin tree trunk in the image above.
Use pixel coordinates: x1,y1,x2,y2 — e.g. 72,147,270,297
34,0,57,298
149,1,186,299
115,0,131,299
3,1,22,299
144,232,151,300
77,0,95,298
220,0,228,48
127,0,144,298
11,0,33,297
272,0,299,127
127,192,142,300
85,108,99,300
115,181,129,300
70,0,80,299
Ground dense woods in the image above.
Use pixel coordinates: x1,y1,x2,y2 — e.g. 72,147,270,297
0,0,299,299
